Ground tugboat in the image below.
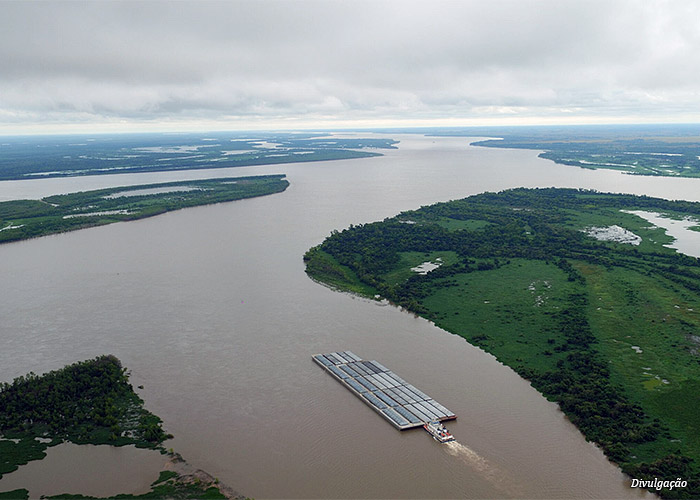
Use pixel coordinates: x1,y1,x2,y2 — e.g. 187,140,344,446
423,420,455,443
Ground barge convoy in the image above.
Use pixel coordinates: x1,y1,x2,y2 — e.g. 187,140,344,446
313,351,457,442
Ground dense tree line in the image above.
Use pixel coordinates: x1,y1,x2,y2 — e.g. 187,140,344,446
317,188,700,299
0,355,169,446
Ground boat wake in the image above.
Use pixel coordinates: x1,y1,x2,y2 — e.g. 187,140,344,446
444,441,521,496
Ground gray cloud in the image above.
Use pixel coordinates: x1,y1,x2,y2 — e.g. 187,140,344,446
1,0,699,132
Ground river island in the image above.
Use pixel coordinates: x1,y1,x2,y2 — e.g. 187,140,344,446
0,175,288,244
305,187,700,499
0,355,243,499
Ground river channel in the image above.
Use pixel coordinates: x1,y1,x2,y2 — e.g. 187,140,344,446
3,134,695,498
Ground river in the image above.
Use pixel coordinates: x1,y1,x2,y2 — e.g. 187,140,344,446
3,134,693,498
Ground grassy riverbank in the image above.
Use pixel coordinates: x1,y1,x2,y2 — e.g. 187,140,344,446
0,175,288,244
305,188,700,498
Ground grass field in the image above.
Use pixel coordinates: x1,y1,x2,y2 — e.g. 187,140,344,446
581,264,700,460
422,259,575,373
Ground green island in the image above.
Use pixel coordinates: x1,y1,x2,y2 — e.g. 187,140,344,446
0,174,288,244
469,125,700,178
0,356,237,499
305,187,700,498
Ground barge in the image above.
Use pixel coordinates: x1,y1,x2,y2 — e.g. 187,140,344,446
313,351,457,436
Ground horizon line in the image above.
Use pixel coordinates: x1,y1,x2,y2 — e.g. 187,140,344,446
1,121,699,138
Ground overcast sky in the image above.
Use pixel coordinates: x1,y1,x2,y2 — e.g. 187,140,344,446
2,0,699,133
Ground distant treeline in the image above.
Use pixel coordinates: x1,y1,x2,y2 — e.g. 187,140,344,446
468,126,700,178
0,132,396,180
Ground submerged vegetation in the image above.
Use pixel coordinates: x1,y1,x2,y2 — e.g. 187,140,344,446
0,355,169,480
42,463,232,500
0,357,234,499
0,175,288,244
305,187,700,498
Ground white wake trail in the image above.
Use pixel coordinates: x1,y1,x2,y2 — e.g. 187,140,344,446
444,441,522,496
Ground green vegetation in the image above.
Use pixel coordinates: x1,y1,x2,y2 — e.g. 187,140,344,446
304,246,379,297
0,357,233,499
44,469,228,500
399,123,700,178
469,125,700,178
0,465,231,500
0,175,288,244
0,490,28,500
151,471,179,485
0,132,396,181
0,470,229,500
0,355,171,480
305,187,700,498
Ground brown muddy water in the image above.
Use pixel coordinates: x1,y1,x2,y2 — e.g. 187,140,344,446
0,444,167,497
2,134,692,498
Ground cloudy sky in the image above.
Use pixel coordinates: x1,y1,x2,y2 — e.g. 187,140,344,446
2,0,699,133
